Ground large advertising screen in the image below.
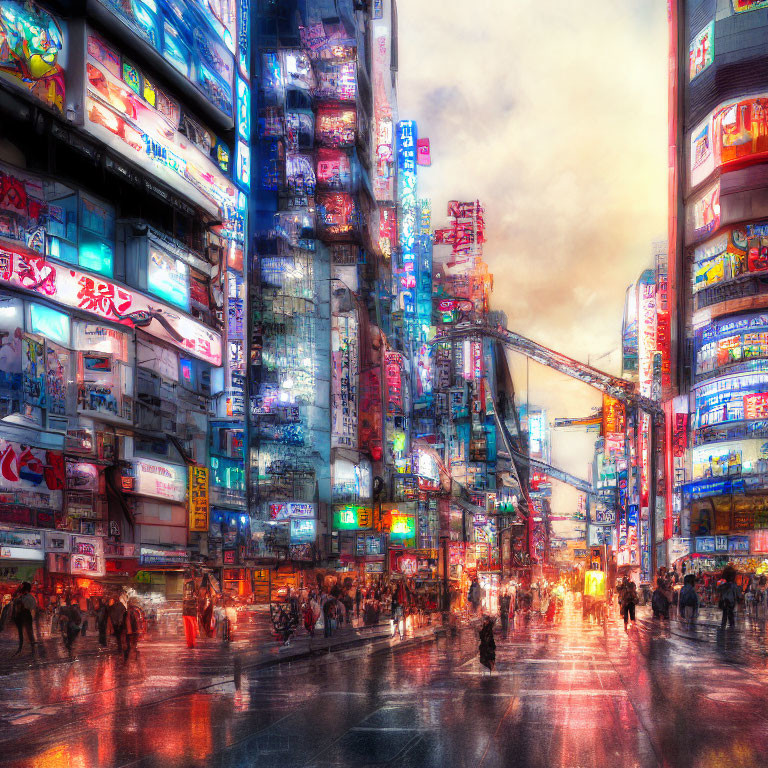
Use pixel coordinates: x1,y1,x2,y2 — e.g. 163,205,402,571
84,31,238,219
695,313,768,377
694,371,768,428
0,243,222,365
0,0,67,113
93,0,235,118
690,92,768,189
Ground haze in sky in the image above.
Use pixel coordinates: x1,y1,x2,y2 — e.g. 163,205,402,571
398,0,668,534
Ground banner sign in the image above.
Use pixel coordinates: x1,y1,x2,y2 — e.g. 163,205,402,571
188,466,209,532
0,245,221,365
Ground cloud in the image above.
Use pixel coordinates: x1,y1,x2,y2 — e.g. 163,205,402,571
398,0,667,485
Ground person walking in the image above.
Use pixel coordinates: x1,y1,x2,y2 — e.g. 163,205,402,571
323,595,336,639
651,580,671,620
355,585,362,620
182,581,199,649
678,574,699,630
11,582,37,656
124,598,143,660
620,578,638,631
62,597,82,653
108,592,128,656
499,589,511,637
718,566,742,630
468,578,481,616
478,616,496,674
95,597,109,649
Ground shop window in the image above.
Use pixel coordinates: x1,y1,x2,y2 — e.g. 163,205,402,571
74,322,132,423
0,297,23,418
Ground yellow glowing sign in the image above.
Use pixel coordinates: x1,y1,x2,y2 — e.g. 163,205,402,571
584,569,606,599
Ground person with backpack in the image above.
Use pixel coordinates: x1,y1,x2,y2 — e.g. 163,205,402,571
124,598,143,660
718,566,743,629
11,582,37,655
619,578,638,631
678,574,699,630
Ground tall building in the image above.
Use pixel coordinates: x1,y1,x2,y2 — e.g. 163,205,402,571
669,0,768,568
0,0,248,597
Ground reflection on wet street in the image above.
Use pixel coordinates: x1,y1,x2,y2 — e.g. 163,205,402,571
2,603,768,768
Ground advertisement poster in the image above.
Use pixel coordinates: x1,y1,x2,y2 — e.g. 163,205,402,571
689,21,714,81
188,466,209,532
0,0,66,114
690,93,768,189
0,245,222,365
0,439,64,511
21,335,45,408
122,459,186,503
45,342,69,416
691,183,720,242
70,535,105,577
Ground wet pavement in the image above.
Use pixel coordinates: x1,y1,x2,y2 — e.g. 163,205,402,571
2,601,768,768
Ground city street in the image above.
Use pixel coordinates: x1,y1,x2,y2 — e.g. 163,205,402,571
2,603,768,768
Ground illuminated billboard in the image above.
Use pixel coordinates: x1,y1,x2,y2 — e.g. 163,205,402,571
121,458,186,502
332,505,372,531
371,0,395,201
694,371,768,428
0,244,222,365
733,0,768,11
84,31,239,219
689,182,720,241
695,313,768,376
0,0,66,113
689,21,714,81
93,0,235,118
690,92,768,189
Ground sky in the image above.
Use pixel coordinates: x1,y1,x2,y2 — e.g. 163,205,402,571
397,0,669,536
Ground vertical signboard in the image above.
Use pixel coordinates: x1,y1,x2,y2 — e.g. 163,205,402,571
188,466,209,532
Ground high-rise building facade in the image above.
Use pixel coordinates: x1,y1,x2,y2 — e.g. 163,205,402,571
0,0,249,597
670,0,768,566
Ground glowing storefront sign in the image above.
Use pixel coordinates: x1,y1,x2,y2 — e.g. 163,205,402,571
84,32,239,220
0,245,221,365
689,21,714,81
290,518,316,543
122,458,186,502
188,465,209,532
332,505,372,530
148,245,189,310
269,501,315,521
0,0,66,113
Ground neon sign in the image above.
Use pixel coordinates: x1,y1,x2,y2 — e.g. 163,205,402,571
0,244,222,365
